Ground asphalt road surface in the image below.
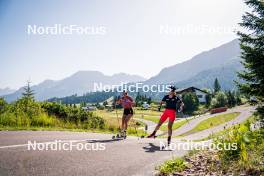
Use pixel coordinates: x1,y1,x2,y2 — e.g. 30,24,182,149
0,106,254,176
0,131,187,176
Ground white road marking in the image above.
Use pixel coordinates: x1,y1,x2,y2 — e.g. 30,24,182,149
0,139,99,149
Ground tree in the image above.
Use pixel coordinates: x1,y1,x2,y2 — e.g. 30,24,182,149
182,92,199,114
203,89,212,107
235,91,242,105
205,94,212,107
237,0,264,122
80,102,87,108
19,81,40,117
103,101,108,106
214,78,221,94
211,92,228,108
22,81,34,101
0,98,7,113
226,91,236,107
135,93,152,107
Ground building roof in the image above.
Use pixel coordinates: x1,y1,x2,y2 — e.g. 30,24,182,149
176,86,210,94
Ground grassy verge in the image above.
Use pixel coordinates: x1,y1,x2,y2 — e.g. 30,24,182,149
157,157,188,175
157,127,264,175
0,125,146,137
95,109,160,123
160,119,190,131
195,115,257,141
0,110,145,137
178,112,240,137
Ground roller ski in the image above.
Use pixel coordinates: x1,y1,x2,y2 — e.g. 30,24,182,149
161,136,172,150
112,130,126,139
146,131,158,139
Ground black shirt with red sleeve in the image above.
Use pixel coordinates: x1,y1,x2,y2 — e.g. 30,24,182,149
162,95,182,110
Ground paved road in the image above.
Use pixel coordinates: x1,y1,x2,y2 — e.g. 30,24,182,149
0,131,187,176
134,118,157,134
0,106,254,176
136,106,254,139
180,106,255,140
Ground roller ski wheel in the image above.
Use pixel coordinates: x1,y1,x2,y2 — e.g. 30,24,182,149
146,135,157,139
112,133,125,139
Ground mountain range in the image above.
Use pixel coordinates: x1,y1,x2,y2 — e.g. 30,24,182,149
0,88,15,96
2,39,243,102
3,72,146,102
145,39,241,86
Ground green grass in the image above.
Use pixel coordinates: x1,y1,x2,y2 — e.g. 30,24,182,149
157,157,187,174
95,109,161,123
138,115,160,123
193,115,256,141
0,125,146,137
0,109,145,137
179,112,240,137
134,109,161,123
160,119,190,131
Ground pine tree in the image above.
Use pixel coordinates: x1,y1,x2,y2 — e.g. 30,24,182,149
237,0,264,121
22,81,34,100
226,91,236,107
214,78,221,94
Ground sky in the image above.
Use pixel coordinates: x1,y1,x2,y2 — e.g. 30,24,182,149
0,0,249,90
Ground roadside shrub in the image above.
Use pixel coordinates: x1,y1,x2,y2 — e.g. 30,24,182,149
211,92,227,108
86,116,105,129
0,99,106,131
158,157,187,174
0,112,17,126
214,121,264,174
0,98,7,113
31,113,57,127
215,120,263,167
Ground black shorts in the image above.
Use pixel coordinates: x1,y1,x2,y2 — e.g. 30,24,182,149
123,108,134,115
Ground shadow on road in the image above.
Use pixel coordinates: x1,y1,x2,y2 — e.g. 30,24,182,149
86,138,123,143
142,143,171,153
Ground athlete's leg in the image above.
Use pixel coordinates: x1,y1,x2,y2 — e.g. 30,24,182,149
124,114,133,130
154,119,164,131
167,110,176,145
122,114,127,131
147,110,168,138
168,120,174,136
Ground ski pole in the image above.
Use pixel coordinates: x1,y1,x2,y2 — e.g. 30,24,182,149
115,103,121,132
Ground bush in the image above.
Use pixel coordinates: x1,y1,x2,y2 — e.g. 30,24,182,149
215,121,264,171
0,98,106,131
0,98,7,113
0,112,18,126
158,157,187,174
211,92,227,108
205,94,212,107
31,113,58,127
182,92,199,114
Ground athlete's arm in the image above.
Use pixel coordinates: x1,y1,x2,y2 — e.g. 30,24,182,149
127,96,135,107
